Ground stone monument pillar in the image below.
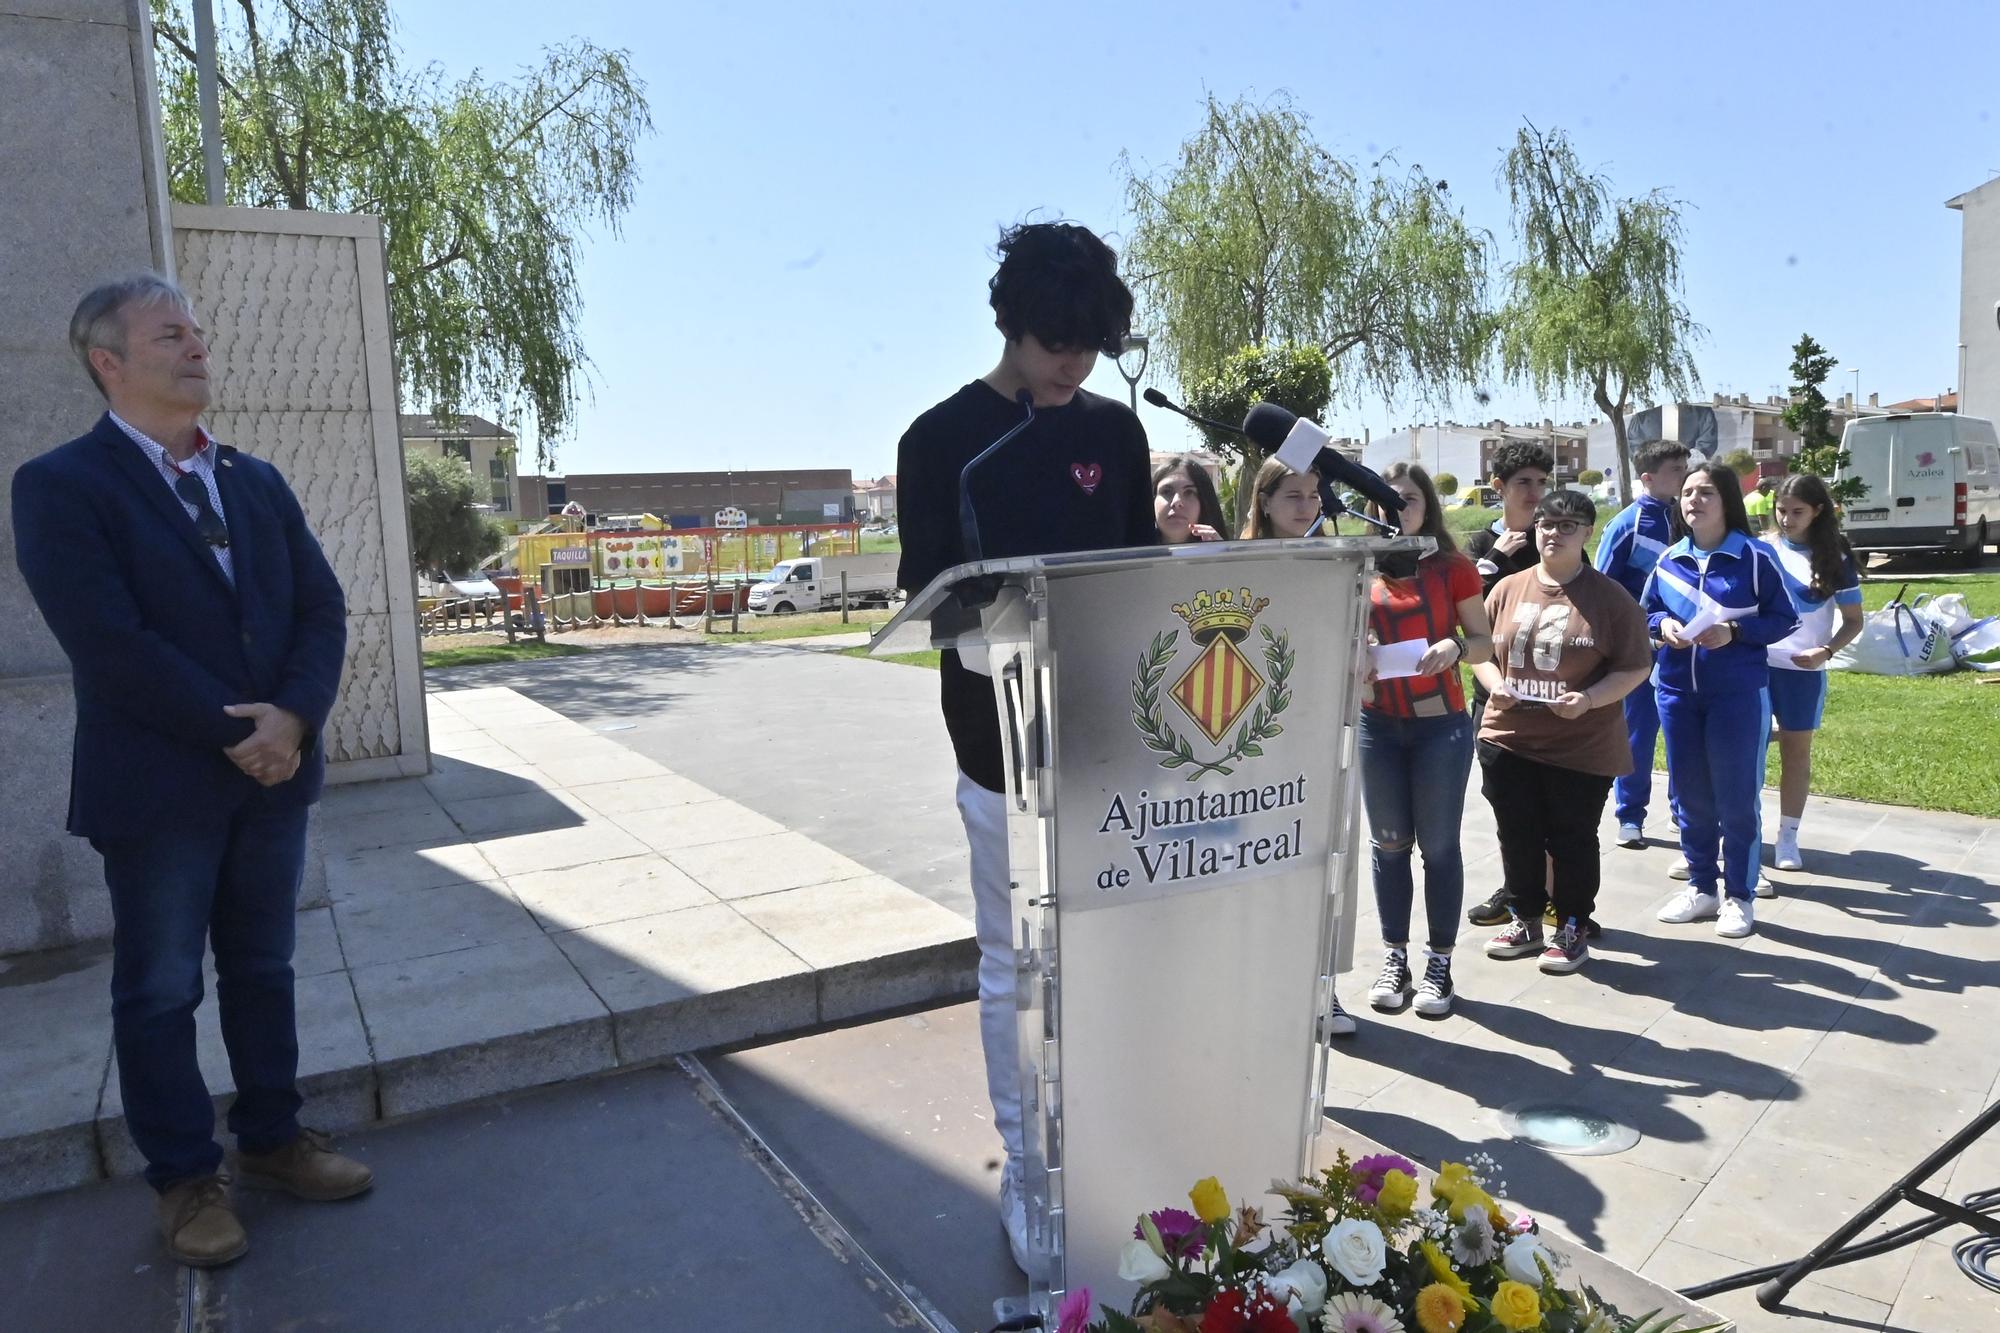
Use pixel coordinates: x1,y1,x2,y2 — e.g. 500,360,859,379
0,0,179,954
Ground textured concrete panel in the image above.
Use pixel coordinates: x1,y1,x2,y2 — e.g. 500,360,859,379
0,678,109,956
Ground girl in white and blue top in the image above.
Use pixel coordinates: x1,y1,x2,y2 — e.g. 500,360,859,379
1761,474,1864,876
1641,463,1799,938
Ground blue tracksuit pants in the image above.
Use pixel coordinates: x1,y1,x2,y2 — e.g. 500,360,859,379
1658,683,1769,901
1613,681,1670,830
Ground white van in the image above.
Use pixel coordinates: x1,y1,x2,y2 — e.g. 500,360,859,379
1836,412,2000,564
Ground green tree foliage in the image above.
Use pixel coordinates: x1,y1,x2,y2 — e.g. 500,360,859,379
1781,333,1867,504
1434,472,1460,496
1498,123,1701,505
1182,343,1334,455
1578,468,1605,487
1122,94,1493,528
1718,449,1757,477
151,0,651,466
405,450,507,577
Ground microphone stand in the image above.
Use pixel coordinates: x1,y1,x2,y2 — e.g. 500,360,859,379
958,390,1035,565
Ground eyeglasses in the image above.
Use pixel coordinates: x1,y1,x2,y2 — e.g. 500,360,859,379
1534,519,1586,537
173,473,230,549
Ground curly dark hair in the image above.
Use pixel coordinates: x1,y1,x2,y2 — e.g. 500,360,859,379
988,222,1133,356
1488,440,1555,482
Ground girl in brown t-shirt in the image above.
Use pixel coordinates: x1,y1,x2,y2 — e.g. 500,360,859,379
1470,490,1652,974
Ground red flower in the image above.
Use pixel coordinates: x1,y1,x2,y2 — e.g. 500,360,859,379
1199,1288,1294,1333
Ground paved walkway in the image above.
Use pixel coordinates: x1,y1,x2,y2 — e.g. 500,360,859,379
0,684,972,1201
430,642,2000,1331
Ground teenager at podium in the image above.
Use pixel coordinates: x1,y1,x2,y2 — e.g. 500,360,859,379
893,221,1154,1275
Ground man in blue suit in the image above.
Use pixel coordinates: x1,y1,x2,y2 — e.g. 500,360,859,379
12,274,371,1268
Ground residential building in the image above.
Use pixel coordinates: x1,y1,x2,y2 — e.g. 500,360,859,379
517,468,855,527
1948,177,2000,422
1363,420,1590,491
401,413,519,519
854,475,898,520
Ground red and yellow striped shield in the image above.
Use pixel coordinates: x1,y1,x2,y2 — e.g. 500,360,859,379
1171,634,1265,745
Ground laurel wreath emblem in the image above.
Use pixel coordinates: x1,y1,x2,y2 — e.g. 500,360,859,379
1131,625,1294,780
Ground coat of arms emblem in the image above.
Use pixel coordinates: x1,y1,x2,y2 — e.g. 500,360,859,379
1131,587,1294,780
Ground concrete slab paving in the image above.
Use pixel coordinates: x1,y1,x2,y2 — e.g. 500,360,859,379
0,682,975,1201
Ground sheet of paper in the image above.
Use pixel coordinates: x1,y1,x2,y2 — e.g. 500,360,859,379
1678,596,1748,641
1370,638,1428,679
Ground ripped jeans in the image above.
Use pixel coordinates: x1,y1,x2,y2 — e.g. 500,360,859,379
1358,707,1474,952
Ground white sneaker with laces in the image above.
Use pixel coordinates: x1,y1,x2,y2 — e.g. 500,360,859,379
1000,1158,1041,1277
1616,824,1645,849
1324,992,1358,1037
1716,896,1755,938
1657,888,1720,923
1667,857,1691,881
1774,834,1803,871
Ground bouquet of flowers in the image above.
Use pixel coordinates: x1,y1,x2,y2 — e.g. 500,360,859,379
1062,1152,1725,1333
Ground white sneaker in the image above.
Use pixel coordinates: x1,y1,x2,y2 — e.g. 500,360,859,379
1616,824,1645,849
1774,835,1803,871
1657,888,1720,923
1667,857,1691,881
1752,872,1775,899
1325,992,1359,1037
1000,1159,1040,1277
1716,896,1755,938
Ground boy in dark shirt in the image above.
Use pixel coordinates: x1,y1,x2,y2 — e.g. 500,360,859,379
894,221,1152,1274
1462,441,1555,928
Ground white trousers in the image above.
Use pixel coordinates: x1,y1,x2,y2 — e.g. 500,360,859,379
954,769,1023,1165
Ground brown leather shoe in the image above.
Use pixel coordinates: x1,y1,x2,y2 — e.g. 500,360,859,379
236,1128,374,1201
158,1174,249,1268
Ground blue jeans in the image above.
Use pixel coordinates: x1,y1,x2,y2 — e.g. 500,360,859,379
1658,684,1770,901
1358,708,1474,951
95,798,308,1191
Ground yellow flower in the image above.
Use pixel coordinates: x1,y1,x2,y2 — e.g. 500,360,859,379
1188,1176,1230,1224
1377,1167,1418,1215
1419,1240,1474,1303
1433,1161,1476,1199
1489,1280,1543,1331
1414,1282,1467,1333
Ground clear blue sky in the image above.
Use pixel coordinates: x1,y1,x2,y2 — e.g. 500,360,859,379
392,0,1998,477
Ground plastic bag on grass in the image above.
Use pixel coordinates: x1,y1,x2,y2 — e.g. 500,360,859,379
1830,587,1958,676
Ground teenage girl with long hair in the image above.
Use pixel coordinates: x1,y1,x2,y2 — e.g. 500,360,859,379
1759,474,1864,877
1644,462,1799,938
1152,456,1226,544
1357,462,1493,1018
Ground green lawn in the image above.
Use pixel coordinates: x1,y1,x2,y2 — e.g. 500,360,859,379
838,644,941,668
706,610,895,642
423,640,588,670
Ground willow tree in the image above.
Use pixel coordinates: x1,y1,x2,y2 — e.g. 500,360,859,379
1498,122,1700,504
1121,93,1495,524
150,0,651,466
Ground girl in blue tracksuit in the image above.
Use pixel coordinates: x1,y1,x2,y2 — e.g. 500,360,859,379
1642,462,1799,938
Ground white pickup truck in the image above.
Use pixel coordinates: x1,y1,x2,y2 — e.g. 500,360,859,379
746,553,901,614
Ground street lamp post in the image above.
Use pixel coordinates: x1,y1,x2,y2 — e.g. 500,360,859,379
1115,334,1150,413
1851,367,1861,416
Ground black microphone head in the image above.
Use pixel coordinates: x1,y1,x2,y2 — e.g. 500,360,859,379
1142,387,1173,409
1242,401,1298,452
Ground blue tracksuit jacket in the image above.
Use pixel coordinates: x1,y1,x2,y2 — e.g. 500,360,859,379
1640,530,1800,694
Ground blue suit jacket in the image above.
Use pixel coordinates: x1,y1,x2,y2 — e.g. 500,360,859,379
11,414,348,840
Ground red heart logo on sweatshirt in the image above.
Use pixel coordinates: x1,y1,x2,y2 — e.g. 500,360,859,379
1071,462,1102,495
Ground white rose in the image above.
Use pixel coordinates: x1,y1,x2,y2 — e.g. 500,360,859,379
1117,1237,1170,1283
1264,1257,1328,1314
1502,1234,1549,1286
1321,1218,1387,1287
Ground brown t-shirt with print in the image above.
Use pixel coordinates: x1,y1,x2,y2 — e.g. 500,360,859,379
1478,565,1652,777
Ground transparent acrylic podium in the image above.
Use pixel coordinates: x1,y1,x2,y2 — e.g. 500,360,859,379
874,535,1424,1320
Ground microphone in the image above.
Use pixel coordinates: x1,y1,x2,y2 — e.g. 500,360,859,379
1143,387,1251,440
1322,487,1404,538
958,388,1036,563
1242,402,1405,515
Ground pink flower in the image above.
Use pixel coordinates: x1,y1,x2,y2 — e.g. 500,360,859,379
1136,1207,1208,1261
1056,1286,1092,1333
1512,1211,1536,1235
1349,1153,1421,1205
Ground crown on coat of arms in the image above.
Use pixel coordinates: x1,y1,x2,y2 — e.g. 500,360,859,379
1171,587,1271,643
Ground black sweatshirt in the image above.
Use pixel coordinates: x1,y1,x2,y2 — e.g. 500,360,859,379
896,381,1153,792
